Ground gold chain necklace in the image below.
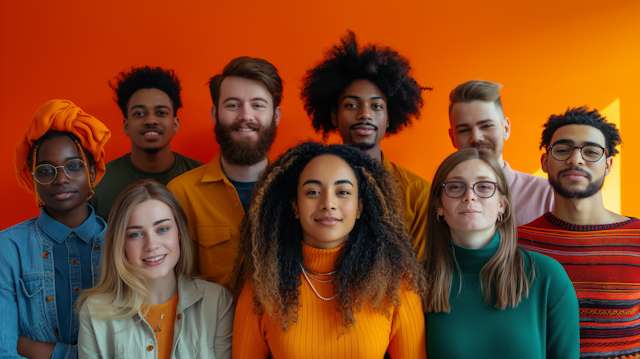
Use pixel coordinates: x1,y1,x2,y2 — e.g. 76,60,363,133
300,264,338,301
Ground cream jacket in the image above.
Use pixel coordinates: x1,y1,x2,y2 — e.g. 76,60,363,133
78,276,233,359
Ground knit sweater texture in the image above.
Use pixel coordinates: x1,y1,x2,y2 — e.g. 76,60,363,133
426,231,580,358
232,242,426,359
518,212,640,359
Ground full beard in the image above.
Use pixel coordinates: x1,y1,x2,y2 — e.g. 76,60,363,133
215,118,277,166
549,167,605,199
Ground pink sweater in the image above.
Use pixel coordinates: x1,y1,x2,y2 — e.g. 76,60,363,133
503,161,554,226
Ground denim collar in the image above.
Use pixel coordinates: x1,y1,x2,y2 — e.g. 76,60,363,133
38,204,97,244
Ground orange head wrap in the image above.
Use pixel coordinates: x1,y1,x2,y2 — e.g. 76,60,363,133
14,99,111,207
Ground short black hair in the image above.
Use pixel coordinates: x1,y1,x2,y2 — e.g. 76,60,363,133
540,106,621,157
301,31,425,139
110,66,182,117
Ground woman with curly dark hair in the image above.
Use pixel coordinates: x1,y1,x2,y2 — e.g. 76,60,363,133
232,142,427,358
301,31,432,262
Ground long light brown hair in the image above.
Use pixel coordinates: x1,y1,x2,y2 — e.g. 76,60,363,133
77,179,196,320
424,148,534,312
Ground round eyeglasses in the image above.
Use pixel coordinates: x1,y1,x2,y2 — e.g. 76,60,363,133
32,159,87,185
549,144,607,162
442,181,499,199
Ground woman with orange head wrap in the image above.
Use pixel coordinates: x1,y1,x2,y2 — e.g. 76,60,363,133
0,100,110,358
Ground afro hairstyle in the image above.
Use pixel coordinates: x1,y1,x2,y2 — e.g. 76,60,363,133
110,66,182,118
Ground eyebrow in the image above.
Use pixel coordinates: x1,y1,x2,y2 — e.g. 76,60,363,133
455,119,494,130
36,156,84,166
552,139,605,147
340,95,386,102
446,176,494,182
222,97,269,104
126,218,171,230
129,104,171,112
302,179,354,186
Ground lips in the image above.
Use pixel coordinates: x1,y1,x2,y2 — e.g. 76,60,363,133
142,254,167,266
349,122,378,137
51,190,77,200
141,128,162,140
559,168,590,181
315,217,342,226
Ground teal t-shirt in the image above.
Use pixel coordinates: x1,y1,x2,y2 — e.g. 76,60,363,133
89,152,203,222
227,179,256,213
425,231,579,359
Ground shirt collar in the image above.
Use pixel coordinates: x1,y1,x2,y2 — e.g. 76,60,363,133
39,204,97,244
201,153,226,183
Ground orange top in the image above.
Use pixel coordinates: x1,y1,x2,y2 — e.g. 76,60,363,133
145,292,179,359
232,242,427,359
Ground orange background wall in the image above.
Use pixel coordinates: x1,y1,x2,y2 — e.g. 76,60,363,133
1,0,639,230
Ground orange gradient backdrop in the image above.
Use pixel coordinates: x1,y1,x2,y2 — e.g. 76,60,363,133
1,0,639,229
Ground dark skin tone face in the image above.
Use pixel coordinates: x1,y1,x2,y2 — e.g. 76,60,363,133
34,135,96,228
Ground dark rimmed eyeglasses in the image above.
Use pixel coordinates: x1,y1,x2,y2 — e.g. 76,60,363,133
31,159,87,185
548,144,607,162
442,181,499,199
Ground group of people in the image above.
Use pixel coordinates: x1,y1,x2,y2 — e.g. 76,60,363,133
1,31,638,359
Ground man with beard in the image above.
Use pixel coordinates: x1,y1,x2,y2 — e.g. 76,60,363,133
448,79,554,226
167,57,281,289
90,67,203,221
301,31,431,261
518,106,640,359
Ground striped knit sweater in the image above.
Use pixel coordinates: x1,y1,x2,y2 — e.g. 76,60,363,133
518,212,640,359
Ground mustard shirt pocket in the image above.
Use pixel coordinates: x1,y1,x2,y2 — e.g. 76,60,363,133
195,225,233,280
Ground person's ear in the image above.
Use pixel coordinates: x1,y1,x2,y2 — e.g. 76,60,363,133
356,198,363,219
331,108,338,127
448,128,459,149
541,152,549,174
503,117,511,141
498,196,507,216
123,118,130,137
291,199,299,219
173,116,180,134
210,105,218,125
88,163,97,186
436,199,444,217
604,155,613,176
274,106,282,126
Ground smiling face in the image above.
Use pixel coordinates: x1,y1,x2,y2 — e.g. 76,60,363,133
123,88,179,155
449,100,510,161
542,124,612,199
212,76,281,165
332,79,389,151
35,135,96,225
437,159,506,247
124,199,180,283
292,155,363,249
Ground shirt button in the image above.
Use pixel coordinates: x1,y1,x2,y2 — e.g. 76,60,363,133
69,233,74,237
42,252,49,258
74,287,80,293
94,244,100,250
46,296,52,302
177,314,182,320
235,203,239,208
147,345,154,351
53,328,59,334
72,259,78,265
72,340,77,345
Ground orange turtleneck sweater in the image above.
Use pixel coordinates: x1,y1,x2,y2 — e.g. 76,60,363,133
232,242,426,359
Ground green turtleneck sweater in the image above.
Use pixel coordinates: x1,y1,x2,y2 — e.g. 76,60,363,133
425,231,579,359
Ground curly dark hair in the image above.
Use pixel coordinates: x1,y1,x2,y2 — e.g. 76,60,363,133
540,106,622,157
231,142,427,331
110,66,182,117
301,31,425,139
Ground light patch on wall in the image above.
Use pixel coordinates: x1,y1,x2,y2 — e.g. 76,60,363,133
531,99,621,214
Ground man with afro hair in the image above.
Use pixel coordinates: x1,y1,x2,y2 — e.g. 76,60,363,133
90,66,202,221
518,106,640,359
301,31,430,261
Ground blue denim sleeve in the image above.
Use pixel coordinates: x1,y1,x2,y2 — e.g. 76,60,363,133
51,342,77,359
0,237,24,358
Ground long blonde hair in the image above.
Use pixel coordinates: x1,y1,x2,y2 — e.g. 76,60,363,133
424,148,534,312
77,179,195,320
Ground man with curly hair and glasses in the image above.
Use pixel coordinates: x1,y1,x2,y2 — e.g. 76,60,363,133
301,31,431,261
518,106,640,359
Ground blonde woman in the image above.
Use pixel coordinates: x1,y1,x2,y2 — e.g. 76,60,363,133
77,179,233,359
423,148,579,358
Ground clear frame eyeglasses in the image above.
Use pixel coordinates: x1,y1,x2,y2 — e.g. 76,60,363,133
31,159,87,185
549,144,607,162
442,181,499,199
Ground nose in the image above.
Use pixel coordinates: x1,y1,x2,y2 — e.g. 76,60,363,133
461,185,478,202
142,114,160,126
238,105,256,122
357,105,372,122
470,128,483,145
319,193,337,211
143,232,161,252
52,166,70,185
567,147,585,166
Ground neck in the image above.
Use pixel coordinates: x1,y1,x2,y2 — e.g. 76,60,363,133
130,146,175,173
360,143,382,162
45,202,89,228
552,190,627,225
449,225,496,249
220,155,268,182
148,272,178,306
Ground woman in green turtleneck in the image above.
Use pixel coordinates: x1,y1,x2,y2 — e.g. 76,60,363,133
423,148,579,358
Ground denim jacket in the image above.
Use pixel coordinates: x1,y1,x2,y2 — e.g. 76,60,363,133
0,207,105,359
